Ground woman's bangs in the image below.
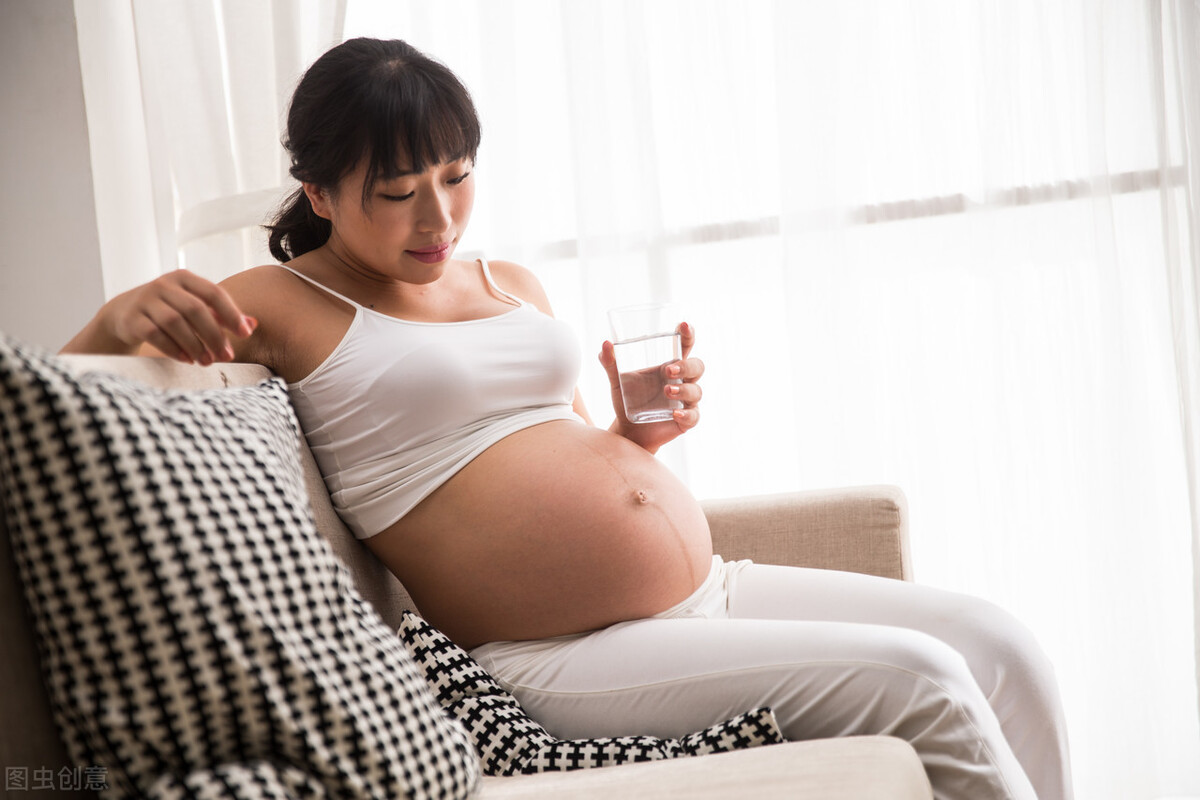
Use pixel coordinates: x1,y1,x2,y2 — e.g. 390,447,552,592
405,88,479,171
362,75,480,199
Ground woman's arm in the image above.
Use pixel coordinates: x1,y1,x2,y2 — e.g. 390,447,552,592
60,269,256,364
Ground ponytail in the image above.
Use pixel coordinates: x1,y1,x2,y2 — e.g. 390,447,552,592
266,188,331,263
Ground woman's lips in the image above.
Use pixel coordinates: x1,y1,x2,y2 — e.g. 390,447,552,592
406,243,452,264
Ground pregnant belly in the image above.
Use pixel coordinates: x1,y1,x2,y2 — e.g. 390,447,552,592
364,420,714,648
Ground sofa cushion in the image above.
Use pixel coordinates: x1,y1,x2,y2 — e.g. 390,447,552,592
0,336,479,798
397,610,785,775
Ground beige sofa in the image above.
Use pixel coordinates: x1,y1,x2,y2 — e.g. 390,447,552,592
0,354,933,799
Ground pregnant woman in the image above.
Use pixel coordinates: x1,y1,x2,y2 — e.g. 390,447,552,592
64,37,1072,800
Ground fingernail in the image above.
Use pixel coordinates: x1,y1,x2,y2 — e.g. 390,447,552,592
222,345,235,361
240,316,257,336
667,364,681,378
666,385,681,397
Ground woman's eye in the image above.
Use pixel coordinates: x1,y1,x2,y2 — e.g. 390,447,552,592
381,192,414,202
448,172,471,185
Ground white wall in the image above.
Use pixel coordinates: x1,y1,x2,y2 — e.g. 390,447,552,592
0,0,105,351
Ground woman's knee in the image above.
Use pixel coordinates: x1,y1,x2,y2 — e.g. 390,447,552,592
940,595,1058,700
882,626,979,688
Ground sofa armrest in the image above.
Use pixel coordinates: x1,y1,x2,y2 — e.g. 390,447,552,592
478,736,931,799
700,485,912,581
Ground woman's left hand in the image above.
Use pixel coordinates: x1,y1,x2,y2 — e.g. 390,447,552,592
599,322,705,453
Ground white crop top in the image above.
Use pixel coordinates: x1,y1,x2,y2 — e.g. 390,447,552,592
282,259,584,539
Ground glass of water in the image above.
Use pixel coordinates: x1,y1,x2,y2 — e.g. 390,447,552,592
608,303,684,424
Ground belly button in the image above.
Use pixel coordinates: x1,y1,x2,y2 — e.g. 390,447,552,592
634,489,650,505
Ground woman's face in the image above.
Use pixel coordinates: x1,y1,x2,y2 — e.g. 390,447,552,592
309,155,476,283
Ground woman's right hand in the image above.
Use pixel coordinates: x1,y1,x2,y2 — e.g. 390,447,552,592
62,269,256,365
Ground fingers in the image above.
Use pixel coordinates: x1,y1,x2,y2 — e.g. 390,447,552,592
142,292,229,364
130,310,203,364
670,405,701,431
678,321,696,359
598,340,632,423
598,340,624,398
113,270,256,365
150,287,236,365
666,356,705,384
664,378,702,408
598,339,618,375
664,347,703,431
599,337,704,396
665,363,702,423
177,270,257,339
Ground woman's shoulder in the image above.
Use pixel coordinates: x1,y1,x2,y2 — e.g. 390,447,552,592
484,258,536,286
218,263,338,378
483,258,554,313
221,262,330,316
219,263,296,295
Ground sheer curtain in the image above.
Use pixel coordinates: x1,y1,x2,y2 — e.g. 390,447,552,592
1158,0,1200,742
75,0,347,293
77,1,1200,797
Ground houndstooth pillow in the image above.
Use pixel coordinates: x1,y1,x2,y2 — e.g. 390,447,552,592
397,610,785,775
0,336,479,799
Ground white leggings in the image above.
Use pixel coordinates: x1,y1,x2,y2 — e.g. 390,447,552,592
470,557,1072,800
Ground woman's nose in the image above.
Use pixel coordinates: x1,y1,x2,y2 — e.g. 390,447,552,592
417,187,453,232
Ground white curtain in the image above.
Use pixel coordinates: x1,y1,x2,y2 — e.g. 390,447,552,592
77,1,1200,797
1159,0,1200,741
75,0,347,293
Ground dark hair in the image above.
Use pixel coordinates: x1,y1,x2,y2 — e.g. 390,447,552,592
266,38,482,262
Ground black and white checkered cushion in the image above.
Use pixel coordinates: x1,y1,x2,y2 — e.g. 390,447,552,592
0,336,479,799
397,610,785,775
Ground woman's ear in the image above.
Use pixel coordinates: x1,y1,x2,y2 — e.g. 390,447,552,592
302,182,333,220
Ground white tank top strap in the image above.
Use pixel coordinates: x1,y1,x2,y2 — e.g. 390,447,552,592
278,259,521,312
478,257,524,307
276,264,367,311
